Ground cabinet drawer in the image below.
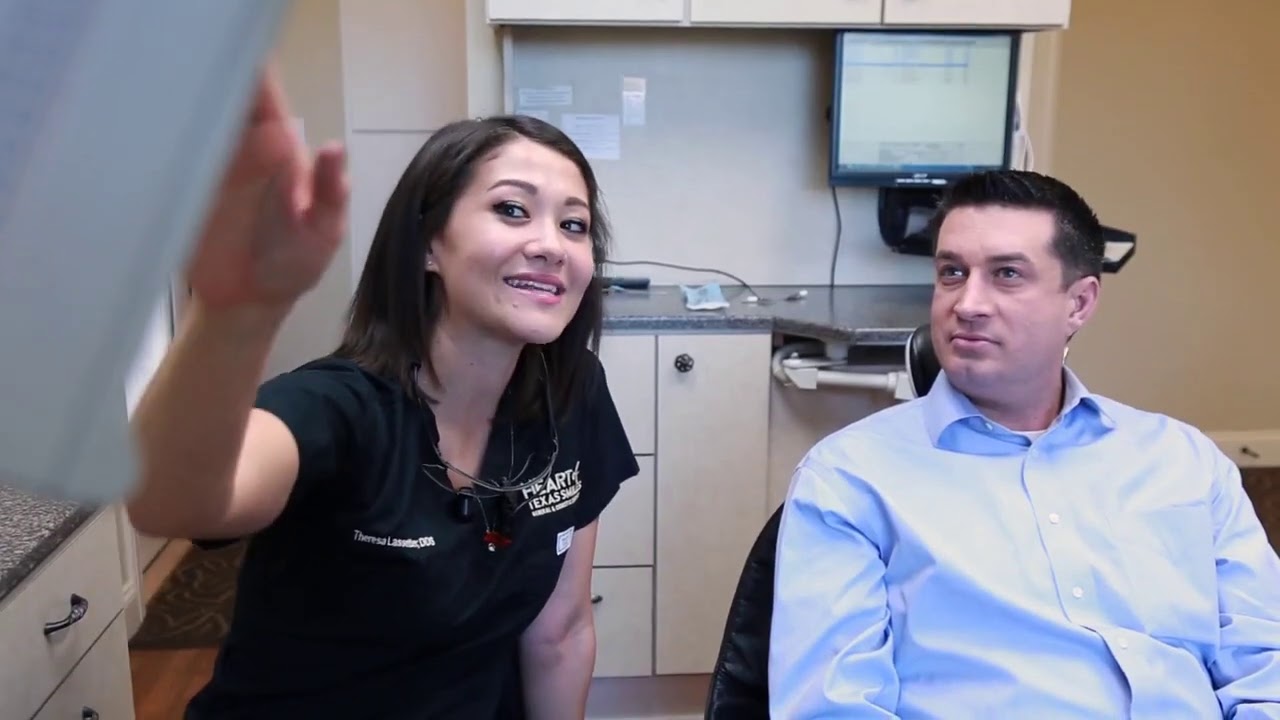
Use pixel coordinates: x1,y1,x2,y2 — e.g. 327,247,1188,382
595,456,654,567
591,567,653,678
0,510,124,720
597,334,655,455
33,613,134,720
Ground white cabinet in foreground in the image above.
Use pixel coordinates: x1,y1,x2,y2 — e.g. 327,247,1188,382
654,332,771,675
591,330,771,684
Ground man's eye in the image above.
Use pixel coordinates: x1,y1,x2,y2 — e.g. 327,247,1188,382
995,267,1021,279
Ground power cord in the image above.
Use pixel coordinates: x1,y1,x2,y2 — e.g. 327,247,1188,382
828,185,843,288
606,259,765,303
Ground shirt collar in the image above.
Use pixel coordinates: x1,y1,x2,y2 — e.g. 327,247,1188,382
921,366,1115,451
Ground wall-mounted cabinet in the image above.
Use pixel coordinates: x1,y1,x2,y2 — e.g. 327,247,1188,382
488,0,1071,29
882,0,1071,28
487,0,684,25
691,0,882,26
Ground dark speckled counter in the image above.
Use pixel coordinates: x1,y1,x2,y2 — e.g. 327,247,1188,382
602,284,933,345
0,485,94,605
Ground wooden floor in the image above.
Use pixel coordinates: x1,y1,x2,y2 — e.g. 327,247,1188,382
130,648,217,719
130,540,217,719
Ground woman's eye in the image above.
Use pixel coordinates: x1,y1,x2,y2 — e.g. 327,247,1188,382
561,219,588,234
493,201,528,219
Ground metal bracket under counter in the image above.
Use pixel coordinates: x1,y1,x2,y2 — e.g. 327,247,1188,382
771,340,918,401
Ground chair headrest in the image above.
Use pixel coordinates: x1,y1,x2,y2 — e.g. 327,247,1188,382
906,323,941,399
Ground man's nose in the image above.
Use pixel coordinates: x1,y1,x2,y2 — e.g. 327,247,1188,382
953,278,992,319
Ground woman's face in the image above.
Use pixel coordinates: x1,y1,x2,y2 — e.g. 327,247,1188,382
428,136,596,349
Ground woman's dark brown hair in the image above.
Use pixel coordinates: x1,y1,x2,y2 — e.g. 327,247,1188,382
334,115,612,421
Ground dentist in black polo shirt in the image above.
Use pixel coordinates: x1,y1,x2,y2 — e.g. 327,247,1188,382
126,67,639,719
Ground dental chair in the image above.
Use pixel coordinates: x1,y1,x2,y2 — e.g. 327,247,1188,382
703,323,940,720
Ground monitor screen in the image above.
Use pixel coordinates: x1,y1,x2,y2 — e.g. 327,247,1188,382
829,30,1020,188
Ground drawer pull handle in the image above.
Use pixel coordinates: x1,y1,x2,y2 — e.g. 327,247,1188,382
591,594,603,605
82,708,99,720
43,593,89,636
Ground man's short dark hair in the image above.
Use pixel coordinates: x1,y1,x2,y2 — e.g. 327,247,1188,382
934,169,1105,287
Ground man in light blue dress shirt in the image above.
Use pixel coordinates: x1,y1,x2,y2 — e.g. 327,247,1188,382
769,170,1280,718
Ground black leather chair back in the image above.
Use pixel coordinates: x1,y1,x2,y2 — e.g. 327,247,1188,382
906,323,941,399
704,505,783,720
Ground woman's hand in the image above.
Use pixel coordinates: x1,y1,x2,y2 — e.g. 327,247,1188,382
184,66,348,314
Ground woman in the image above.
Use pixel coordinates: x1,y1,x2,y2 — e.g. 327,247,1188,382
126,68,639,719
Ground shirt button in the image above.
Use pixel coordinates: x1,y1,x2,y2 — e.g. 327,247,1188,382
1118,638,1130,650
983,421,993,430
1072,586,1084,599
1048,512,1061,524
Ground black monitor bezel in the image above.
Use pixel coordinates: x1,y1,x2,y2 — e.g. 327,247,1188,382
828,28,1023,189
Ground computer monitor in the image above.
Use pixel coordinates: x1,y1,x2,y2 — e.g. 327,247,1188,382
829,29,1021,188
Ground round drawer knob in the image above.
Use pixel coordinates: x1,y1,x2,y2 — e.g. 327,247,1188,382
674,353,694,373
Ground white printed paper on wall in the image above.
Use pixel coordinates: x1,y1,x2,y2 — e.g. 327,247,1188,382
560,114,621,160
516,108,552,123
518,85,573,107
622,76,646,127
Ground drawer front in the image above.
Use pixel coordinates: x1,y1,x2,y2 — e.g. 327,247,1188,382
594,456,654,567
33,612,135,720
597,334,656,455
0,510,124,720
591,567,653,678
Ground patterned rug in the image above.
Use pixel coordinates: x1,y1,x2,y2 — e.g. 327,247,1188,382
129,540,246,650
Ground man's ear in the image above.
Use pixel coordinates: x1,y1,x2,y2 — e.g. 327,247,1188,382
1066,275,1100,334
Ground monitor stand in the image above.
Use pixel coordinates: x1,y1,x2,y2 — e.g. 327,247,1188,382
877,186,943,257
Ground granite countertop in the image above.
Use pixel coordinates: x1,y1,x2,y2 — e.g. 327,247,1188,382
0,485,94,605
602,283,933,345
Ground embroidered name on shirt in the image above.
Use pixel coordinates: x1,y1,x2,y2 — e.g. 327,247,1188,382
523,461,582,517
352,529,436,549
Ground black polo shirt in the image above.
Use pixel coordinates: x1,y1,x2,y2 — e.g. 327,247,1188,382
184,351,639,719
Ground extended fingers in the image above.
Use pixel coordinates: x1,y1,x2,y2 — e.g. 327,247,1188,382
303,142,349,241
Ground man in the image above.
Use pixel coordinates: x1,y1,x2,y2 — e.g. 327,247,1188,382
769,169,1280,718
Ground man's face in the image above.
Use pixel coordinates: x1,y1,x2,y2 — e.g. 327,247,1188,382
929,205,1099,404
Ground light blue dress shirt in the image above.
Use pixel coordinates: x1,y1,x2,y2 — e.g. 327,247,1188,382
769,367,1280,719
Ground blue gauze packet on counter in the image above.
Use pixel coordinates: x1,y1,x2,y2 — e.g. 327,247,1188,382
680,283,730,311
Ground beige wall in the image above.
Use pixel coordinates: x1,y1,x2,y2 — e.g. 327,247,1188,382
262,0,353,379
1044,0,1280,431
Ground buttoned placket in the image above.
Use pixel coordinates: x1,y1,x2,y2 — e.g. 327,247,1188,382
1018,442,1103,627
